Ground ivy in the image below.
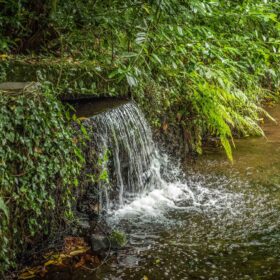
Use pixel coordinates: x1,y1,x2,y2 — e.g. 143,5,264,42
1,0,279,159
0,84,83,273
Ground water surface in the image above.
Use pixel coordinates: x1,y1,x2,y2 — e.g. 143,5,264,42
46,105,280,280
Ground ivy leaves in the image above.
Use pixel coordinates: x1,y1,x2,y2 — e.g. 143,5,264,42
1,0,280,162
0,85,83,273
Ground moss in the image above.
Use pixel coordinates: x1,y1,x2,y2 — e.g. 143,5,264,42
110,230,127,248
0,56,129,98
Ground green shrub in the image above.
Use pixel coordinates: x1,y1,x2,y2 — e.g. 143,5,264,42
1,0,280,158
0,83,83,273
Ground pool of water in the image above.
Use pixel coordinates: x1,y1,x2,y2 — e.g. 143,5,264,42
46,105,280,280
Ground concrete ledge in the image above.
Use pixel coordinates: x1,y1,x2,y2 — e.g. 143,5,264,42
0,82,34,91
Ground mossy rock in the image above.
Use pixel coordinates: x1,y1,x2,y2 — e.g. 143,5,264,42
1,57,129,98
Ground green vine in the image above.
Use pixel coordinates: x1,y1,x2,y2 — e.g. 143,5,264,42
0,83,83,273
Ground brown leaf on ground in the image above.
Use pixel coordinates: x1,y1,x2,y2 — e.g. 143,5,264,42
19,236,91,279
74,256,86,268
64,236,88,253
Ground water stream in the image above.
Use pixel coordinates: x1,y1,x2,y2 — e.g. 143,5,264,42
46,103,280,280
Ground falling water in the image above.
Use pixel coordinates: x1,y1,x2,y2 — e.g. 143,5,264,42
91,102,158,208
45,103,280,279
90,101,237,216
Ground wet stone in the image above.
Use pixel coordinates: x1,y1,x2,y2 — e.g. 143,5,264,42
91,234,110,252
77,218,91,231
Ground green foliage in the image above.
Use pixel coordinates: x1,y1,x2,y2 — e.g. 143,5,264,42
125,0,280,159
1,0,280,158
110,230,127,248
0,0,279,273
0,84,83,273
0,58,129,98
0,1,57,52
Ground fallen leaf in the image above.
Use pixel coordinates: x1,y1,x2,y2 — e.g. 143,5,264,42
19,237,91,278
18,273,36,279
74,256,86,268
19,267,42,279
69,248,88,256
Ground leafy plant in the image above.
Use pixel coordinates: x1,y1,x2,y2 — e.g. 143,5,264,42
110,230,127,248
0,83,83,273
0,0,279,273
1,1,280,159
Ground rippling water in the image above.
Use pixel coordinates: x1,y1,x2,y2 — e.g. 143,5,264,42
46,105,280,280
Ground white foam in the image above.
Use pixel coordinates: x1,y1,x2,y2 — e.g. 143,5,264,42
92,103,242,222
109,174,238,224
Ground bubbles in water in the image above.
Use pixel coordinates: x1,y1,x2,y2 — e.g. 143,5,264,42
90,102,243,223
45,103,280,279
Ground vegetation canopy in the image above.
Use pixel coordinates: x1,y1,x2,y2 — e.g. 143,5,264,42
1,0,280,158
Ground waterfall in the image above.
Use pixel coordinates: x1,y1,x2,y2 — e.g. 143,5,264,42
91,102,162,209
86,101,235,217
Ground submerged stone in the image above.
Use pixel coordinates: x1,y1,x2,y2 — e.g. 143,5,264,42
91,234,110,252
90,232,126,253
